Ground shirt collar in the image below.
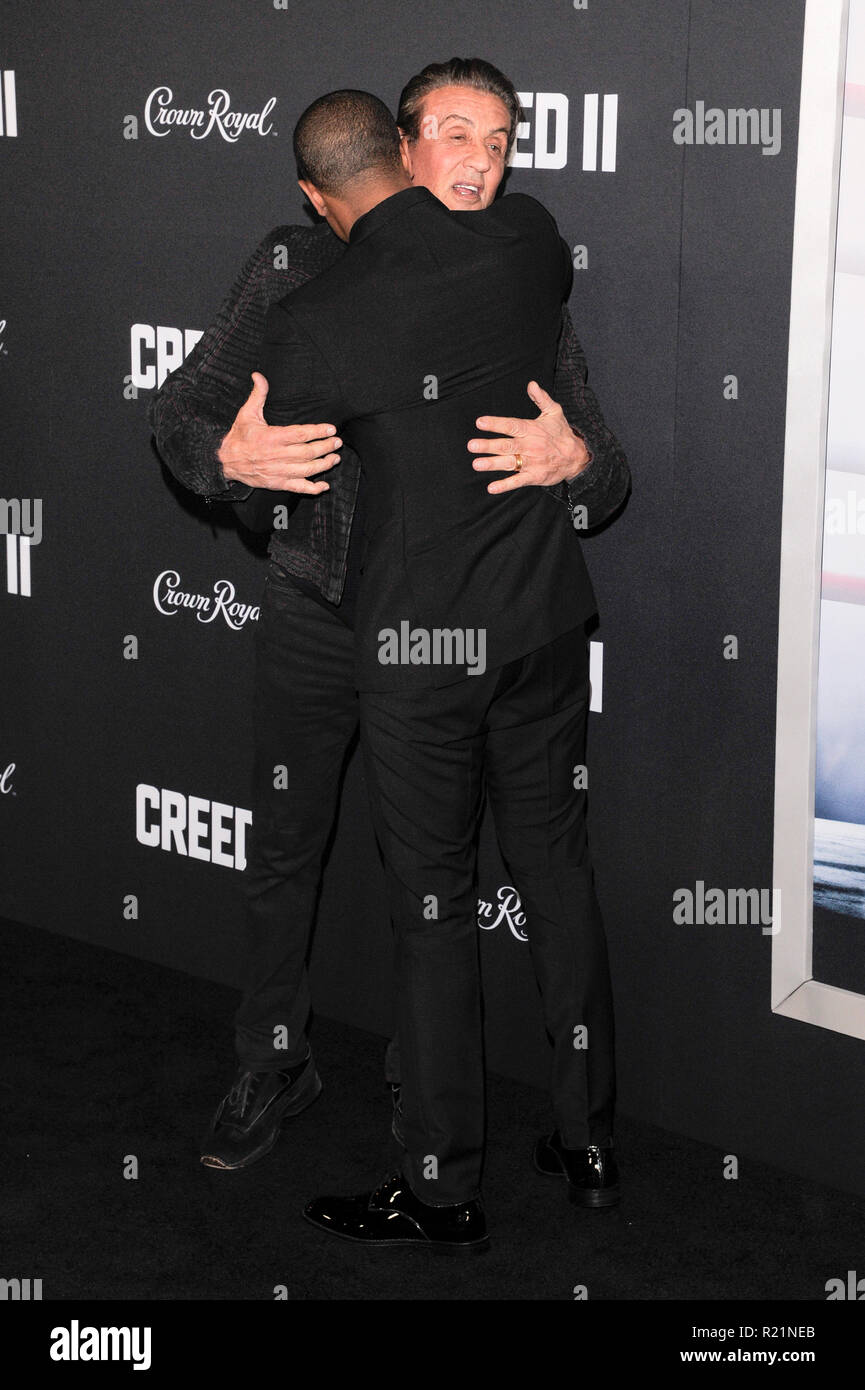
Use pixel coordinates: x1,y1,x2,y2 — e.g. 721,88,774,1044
348,185,436,245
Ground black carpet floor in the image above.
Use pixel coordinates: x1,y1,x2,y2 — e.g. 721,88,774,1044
3,916,864,1303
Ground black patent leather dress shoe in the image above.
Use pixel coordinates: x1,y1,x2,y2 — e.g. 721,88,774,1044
304,1171,490,1254
534,1130,620,1207
200,1052,321,1170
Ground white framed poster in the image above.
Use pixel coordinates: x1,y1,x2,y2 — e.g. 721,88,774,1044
772,0,865,1036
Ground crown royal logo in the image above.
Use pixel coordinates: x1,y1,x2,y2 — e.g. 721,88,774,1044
144,87,277,142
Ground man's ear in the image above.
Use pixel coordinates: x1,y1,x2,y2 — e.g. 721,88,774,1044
298,178,329,218
398,133,414,180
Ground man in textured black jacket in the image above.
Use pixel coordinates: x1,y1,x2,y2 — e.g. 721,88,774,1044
257,89,618,1254
147,58,629,1179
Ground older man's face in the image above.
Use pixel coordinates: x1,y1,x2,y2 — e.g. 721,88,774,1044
400,84,511,210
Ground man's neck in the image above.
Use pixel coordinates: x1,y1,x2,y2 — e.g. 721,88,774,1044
339,176,412,239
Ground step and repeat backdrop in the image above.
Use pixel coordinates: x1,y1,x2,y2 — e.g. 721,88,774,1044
5,0,865,1198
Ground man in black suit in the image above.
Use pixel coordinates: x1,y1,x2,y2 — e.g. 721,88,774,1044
149,58,629,1178
260,90,617,1255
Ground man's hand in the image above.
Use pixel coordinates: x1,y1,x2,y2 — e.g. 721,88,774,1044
467,381,592,494
218,373,342,496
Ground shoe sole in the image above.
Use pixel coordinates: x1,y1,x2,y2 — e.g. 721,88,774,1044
533,1147,621,1208
200,1070,323,1171
302,1211,490,1255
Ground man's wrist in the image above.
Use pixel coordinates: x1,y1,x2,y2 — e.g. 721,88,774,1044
562,432,593,483
217,430,239,479
205,478,254,505
211,433,253,497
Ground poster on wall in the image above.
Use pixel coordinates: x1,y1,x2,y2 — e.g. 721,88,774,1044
773,0,865,1037
812,0,865,958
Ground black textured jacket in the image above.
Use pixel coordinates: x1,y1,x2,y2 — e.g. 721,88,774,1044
147,220,629,606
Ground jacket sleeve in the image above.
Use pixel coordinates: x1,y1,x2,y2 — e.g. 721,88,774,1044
259,302,343,429
547,304,631,530
146,226,293,503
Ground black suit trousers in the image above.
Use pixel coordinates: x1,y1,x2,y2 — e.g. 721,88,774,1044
234,561,400,1085
359,626,616,1205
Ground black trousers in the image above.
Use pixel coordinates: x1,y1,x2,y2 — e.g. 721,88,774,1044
234,561,404,1079
359,627,616,1205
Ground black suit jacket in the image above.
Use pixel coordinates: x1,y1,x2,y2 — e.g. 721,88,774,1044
259,185,598,691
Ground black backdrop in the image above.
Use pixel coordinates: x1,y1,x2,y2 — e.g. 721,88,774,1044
5,0,864,1200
